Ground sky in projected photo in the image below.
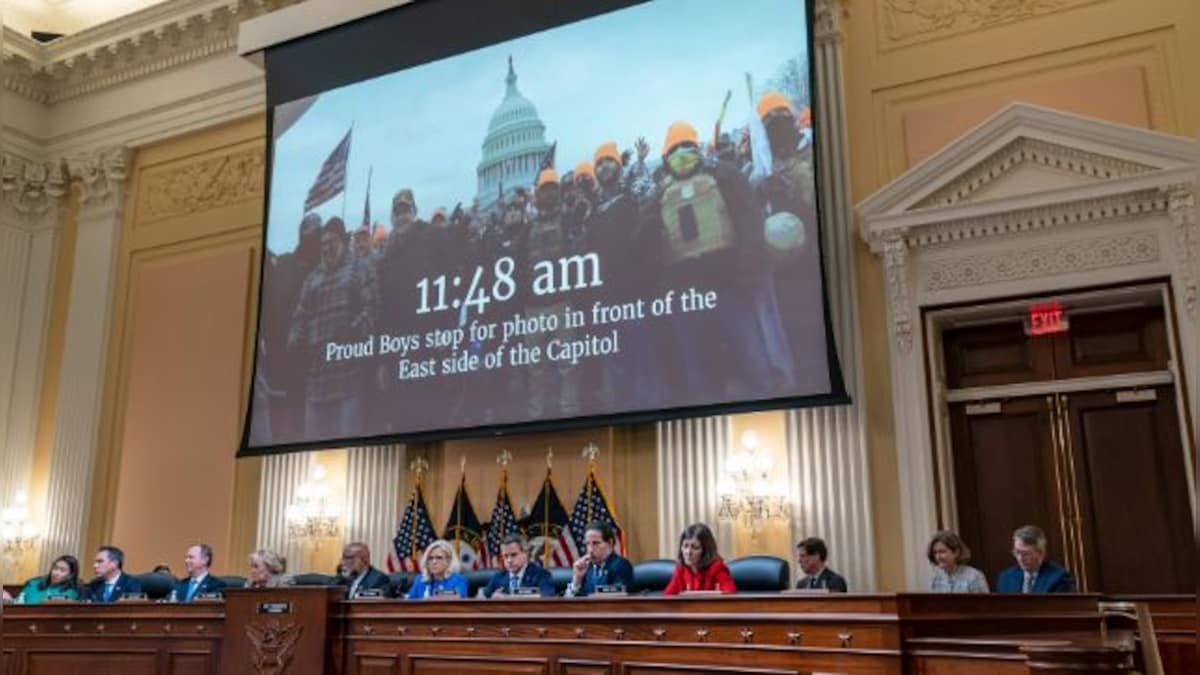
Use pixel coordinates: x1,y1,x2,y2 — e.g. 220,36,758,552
266,0,810,254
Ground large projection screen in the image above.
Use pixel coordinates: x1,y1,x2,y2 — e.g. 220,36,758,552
241,0,846,455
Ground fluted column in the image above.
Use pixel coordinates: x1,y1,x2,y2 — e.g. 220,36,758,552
255,451,314,574
772,0,877,590
344,444,406,567
40,150,130,570
655,416,733,558
0,211,58,511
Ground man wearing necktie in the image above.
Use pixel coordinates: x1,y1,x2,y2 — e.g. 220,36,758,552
996,525,1077,594
339,542,393,599
84,546,143,603
483,534,556,598
173,543,225,602
794,537,849,593
565,522,634,597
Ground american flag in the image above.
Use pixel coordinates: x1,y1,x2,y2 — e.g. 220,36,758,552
483,474,521,569
524,470,578,568
304,128,352,212
569,469,626,557
539,141,557,172
387,481,437,573
443,475,484,570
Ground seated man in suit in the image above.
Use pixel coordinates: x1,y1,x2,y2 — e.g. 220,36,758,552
340,542,392,599
996,525,1077,593
84,545,143,602
174,543,225,602
565,521,634,597
795,537,848,592
483,533,556,598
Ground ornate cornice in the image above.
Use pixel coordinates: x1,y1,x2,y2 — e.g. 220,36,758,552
879,0,1105,48
2,0,299,105
913,137,1156,210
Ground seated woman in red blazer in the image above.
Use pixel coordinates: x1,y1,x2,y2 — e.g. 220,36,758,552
664,522,737,595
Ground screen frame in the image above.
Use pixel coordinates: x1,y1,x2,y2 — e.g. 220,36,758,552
239,0,846,458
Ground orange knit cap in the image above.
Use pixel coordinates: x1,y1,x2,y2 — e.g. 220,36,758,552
661,121,699,156
593,141,622,169
536,168,559,188
756,90,793,119
574,161,595,181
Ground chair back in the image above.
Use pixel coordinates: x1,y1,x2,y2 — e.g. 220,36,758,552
291,573,340,586
632,559,676,594
464,569,494,598
549,567,574,595
388,572,416,596
216,575,246,588
134,572,175,600
728,555,790,591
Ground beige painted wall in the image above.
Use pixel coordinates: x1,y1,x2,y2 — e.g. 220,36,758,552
841,0,1200,590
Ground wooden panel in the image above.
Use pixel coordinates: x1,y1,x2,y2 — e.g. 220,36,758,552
1066,388,1194,594
1053,307,1168,378
26,651,158,675
950,396,1064,582
624,665,799,675
558,660,611,675
168,651,214,675
943,321,1050,388
355,653,401,675
2,649,14,675
409,654,548,674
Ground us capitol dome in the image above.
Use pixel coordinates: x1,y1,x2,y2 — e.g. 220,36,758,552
476,56,553,210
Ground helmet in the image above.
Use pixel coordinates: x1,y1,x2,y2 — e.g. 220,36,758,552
757,91,793,119
594,141,622,169
661,121,699,156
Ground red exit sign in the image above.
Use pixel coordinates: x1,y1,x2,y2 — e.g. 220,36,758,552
1026,301,1068,336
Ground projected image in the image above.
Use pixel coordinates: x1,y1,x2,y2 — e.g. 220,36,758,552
249,0,831,449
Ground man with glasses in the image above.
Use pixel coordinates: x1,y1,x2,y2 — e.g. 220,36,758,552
996,525,1077,593
339,542,392,599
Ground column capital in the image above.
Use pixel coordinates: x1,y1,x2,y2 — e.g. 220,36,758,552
0,153,68,226
67,146,132,209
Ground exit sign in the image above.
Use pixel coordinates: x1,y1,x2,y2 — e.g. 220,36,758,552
1026,301,1068,336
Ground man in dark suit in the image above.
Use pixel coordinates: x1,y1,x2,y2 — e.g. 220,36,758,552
174,543,225,602
795,537,848,592
996,525,1077,593
566,521,634,597
84,545,143,602
483,534,556,598
340,542,392,599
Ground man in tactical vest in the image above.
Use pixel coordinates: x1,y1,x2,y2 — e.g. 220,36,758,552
653,121,787,398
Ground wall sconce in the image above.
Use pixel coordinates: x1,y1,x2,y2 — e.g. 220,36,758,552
285,464,340,547
1,490,41,557
718,430,789,532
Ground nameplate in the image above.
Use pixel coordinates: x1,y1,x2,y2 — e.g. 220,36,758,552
594,584,626,595
257,601,292,614
195,592,224,600
433,588,460,598
356,589,385,599
118,592,148,601
512,587,540,597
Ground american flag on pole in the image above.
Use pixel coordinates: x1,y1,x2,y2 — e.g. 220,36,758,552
387,480,437,573
538,141,557,172
443,474,485,571
483,471,521,569
569,468,626,557
304,128,352,212
524,469,578,568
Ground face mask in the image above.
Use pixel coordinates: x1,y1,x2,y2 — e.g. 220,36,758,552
667,146,701,177
765,114,800,156
596,160,621,185
536,187,561,213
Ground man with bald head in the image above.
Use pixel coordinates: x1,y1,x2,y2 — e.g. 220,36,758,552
340,542,392,599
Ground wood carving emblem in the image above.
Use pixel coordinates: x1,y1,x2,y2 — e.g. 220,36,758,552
246,620,303,675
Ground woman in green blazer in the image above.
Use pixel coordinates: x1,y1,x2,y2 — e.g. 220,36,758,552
17,555,81,604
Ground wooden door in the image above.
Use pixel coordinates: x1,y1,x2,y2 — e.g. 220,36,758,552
949,397,1067,585
1063,387,1195,594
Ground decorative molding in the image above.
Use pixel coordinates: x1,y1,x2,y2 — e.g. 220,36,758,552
924,230,1160,291
2,1,299,105
912,137,1156,210
813,0,848,44
136,145,265,223
879,0,1105,48
882,232,913,353
1166,184,1198,320
67,147,132,205
0,154,67,217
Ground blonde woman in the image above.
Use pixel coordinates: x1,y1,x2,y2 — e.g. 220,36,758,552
406,540,467,599
245,549,293,589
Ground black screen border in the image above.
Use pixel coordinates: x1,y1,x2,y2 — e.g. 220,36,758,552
239,0,847,458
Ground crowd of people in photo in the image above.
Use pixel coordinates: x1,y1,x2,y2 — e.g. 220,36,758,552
2,523,1075,604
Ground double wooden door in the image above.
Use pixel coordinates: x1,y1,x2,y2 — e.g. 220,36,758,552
943,305,1195,593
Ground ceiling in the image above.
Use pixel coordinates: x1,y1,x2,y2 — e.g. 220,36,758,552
3,0,167,38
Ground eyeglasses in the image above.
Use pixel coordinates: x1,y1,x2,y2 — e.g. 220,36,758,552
426,554,450,561
1011,549,1040,559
